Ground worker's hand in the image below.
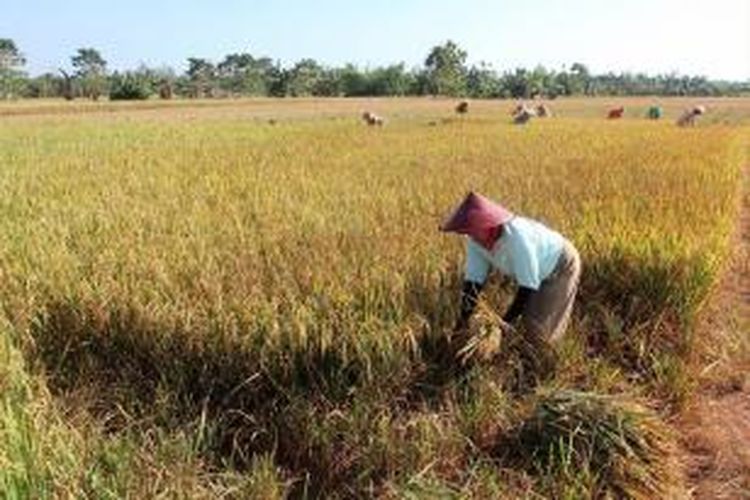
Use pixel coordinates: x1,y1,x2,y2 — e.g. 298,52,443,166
497,318,518,336
455,316,510,365
453,317,468,334
455,333,480,365
431,323,466,365
449,324,469,349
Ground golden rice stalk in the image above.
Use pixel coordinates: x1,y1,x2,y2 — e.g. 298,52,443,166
456,306,515,365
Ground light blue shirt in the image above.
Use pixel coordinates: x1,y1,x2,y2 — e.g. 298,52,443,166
465,216,564,291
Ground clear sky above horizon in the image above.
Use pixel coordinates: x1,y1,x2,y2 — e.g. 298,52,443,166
3,0,749,80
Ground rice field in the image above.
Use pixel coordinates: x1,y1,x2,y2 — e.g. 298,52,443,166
0,97,748,498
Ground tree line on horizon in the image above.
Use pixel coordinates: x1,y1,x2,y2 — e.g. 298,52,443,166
0,38,747,101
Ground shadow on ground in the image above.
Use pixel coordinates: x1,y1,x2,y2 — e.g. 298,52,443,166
26,245,704,495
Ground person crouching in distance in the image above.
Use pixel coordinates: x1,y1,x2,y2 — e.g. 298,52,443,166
362,111,385,126
440,192,582,359
535,103,552,118
512,105,536,125
676,105,705,127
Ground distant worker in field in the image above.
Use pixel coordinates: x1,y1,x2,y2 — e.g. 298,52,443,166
440,192,582,352
512,104,536,125
676,105,705,127
362,111,385,126
456,101,469,114
608,106,625,119
647,106,662,120
535,103,552,118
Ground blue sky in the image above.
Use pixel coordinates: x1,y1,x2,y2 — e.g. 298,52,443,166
3,0,749,80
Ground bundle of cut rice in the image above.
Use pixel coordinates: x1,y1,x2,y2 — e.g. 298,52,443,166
512,390,680,498
456,308,513,365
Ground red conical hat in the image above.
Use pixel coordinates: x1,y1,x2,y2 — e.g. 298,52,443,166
440,192,514,234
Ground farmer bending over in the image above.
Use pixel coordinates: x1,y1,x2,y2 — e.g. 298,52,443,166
440,192,581,348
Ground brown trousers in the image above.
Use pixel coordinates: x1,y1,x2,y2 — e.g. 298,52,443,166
522,239,582,343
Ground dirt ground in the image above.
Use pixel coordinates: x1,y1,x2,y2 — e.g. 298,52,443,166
680,165,750,499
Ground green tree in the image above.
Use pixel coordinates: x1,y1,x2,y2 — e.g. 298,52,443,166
149,66,177,99
186,58,216,97
370,64,414,96
24,72,59,98
59,69,75,100
339,64,369,96
528,65,549,97
314,67,346,96
410,69,432,95
0,38,27,99
569,62,591,95
424,40,468,96
264,64,287,97
501,68,532,98
217,53,275,96
285,59,324,97
466,62,499,98
71,48,107,100
108,70,153,100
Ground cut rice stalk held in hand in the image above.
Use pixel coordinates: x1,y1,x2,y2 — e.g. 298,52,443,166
456,306,515,365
